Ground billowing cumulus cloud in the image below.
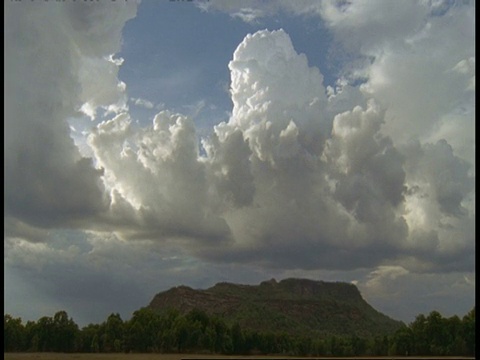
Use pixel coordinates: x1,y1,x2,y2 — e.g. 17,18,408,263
318,1,475,165
4,0,474,324
77,26,473,276
88,110,232,243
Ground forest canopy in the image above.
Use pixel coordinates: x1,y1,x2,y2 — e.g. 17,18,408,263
4,307,475,357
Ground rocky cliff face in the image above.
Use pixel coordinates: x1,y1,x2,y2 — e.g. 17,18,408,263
148,278,404,337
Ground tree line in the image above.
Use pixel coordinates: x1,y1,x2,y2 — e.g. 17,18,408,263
4,306,475,356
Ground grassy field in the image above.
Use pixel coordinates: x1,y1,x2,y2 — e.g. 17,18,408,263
3,354,475,360
4,355,202,360
2,355,302,360
2,355,303,360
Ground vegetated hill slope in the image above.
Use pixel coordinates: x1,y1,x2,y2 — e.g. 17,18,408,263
148,278,404,337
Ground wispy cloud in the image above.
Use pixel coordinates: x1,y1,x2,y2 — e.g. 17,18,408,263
131,97,155,109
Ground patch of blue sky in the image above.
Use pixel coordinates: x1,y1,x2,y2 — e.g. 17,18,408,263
118,1,249,126
428,0,457,17
118,0,337,134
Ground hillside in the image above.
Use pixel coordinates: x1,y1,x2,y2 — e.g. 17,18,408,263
148,278,404,338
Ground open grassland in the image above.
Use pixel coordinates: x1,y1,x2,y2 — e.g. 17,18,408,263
3,354,475,360
3,355,187,360
2,355,261,360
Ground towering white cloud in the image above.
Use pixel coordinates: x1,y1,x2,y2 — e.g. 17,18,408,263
202,1,475,163
190,0,475,274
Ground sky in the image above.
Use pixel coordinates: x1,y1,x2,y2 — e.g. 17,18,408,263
4,0,475,327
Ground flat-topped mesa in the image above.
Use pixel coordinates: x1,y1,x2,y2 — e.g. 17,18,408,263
147,278,404,338
230,277,363,301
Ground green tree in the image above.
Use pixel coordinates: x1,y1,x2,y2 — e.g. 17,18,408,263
370,335,390,356
276,332,293,355
102,313,124,352
173,316,189,352
185,319,203,350
445,315,465,355
24,320,38,352
211,317,232,354
200,324,217,353
79,323,101,352
186,308,210,330
125,308,163,352
52,310,79,352
91,334,100,353
4,314,26,351
160,327,177,353
461,307,475,356
325,335,343,356
35,316,54,351
410,313,429,355
231,322,245,354
157,308,181,352
391,326,413,356
293,335,311,356
350,335,367,356
425,310,450,355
